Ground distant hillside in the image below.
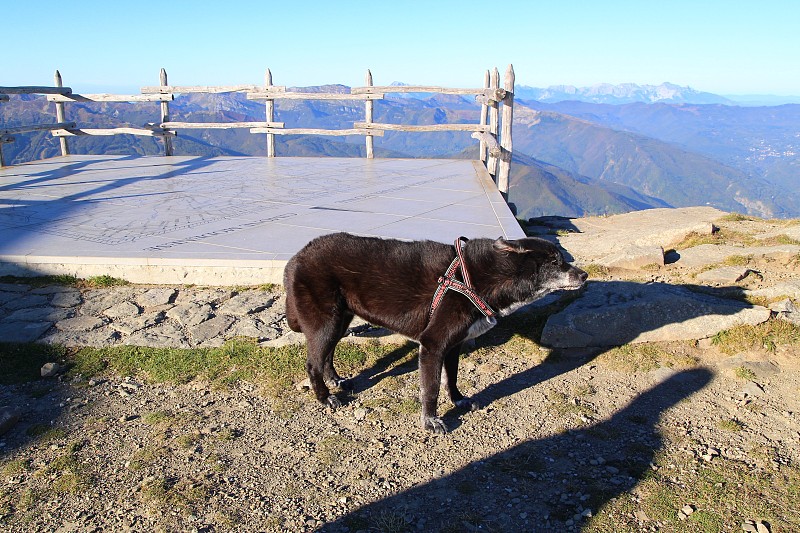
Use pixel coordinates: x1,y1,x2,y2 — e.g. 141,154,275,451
512,104,797,218
520,99,800,192
515,82,734,105
506,153,670,219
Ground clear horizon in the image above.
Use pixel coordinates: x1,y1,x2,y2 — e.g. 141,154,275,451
2,1,799,96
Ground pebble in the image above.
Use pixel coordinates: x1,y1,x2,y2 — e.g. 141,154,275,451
41,362,64,377
678,504,695,520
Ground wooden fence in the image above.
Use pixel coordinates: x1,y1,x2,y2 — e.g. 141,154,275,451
0,65,515,193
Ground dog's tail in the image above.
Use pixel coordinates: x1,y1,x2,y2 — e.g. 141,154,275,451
283,263,302,333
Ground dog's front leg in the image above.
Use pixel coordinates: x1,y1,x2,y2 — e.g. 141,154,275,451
418,343,447,434
443,344,480,411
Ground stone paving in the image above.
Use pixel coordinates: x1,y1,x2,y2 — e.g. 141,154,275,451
0,282,299,349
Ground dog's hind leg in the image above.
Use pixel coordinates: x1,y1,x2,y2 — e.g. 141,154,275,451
324,311,355,390
443,344,479,411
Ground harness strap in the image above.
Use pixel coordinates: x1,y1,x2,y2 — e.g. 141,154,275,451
429,237,496,319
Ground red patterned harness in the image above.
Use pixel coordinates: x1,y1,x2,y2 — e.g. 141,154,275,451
429,237,496,319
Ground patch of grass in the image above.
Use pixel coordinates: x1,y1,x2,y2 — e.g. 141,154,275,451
641,263,662,271
595,342,698,372
718,213,758,223
371,511,410,533
712,319,800,354
39,440,90,495
0,343,67,385
583,263,610,278
316,434,354,466
722,254,752,266
586,452,800,533
0,274,80,287
734,366,757,380
142,410,172,425
718,418,745,432
1,459,29,478
759,234,800,246
140,476,209,515
85,275,129,287
395,398,420,415
175,433,200,450
25,425,66,442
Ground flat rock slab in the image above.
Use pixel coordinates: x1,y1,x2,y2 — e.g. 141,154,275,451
675,244,800,269
541,281,771,348
747,281,800,300
695,266,756,284
559,207,724,265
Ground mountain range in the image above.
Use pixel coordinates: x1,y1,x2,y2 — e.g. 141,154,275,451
2,82,799,219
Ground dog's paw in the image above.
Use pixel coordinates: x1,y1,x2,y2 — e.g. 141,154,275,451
333,377,354,391
325,395,342,409
422,416,448,434
455,398,480,411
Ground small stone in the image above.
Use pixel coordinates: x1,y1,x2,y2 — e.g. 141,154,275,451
741,522,758,532
634,510,650,522
0,407,21,436
756,521,770,533
681,504,695,516
354,408,368,421
41,362,64,377
296,378,311,391
119,414,138,423
605,466,619,475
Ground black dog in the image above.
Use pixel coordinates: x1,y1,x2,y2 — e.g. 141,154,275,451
284,232,587,433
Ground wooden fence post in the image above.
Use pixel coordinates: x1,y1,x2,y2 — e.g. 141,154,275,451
160,68,174,156
54,70,70,157
479,70,489,164
487,67,500,179
497,64,514,196
364,69,374,159
265,68,276,157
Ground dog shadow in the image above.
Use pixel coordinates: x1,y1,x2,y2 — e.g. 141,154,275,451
321,367,713,532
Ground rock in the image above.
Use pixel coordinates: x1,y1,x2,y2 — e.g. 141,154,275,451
0,321,53,343
756,521,771,533
41,362,65,377
227,317,280,340
50,290,82,308
261,330,306,347
0,407,21,436
540,281,771,348
103,301,141,320
696,266,757,284
110,312,165,335
125,321,190,349
599,245,664,270
41,327,121,348
218,291,274,316
55,315,106,332
747,280,800,300
295,377,311,391
135,288,177,308
5,307,73,323
678,504,695,520
742,521,758,532
2,294,48,310
559,207,724,265
167,303,214,328
190,315,235,345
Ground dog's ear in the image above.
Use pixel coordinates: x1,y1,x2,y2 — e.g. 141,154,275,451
493,237,526,253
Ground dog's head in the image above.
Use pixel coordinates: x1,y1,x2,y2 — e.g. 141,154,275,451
493,237,588,295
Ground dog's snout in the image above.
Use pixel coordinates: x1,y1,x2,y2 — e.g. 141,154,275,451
578,269,588,283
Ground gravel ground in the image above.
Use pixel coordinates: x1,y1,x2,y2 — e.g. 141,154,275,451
1,322,799,532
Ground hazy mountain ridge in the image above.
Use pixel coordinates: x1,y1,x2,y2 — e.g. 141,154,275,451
2,87,799,218
515,82,735,105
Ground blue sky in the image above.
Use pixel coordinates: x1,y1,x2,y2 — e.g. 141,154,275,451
3,1,798,95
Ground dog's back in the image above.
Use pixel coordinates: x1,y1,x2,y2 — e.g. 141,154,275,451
284,232,451,338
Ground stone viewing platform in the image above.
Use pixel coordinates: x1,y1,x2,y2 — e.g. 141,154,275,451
0,155,523,286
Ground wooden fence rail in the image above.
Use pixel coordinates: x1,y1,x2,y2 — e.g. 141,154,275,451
0,65,515,194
